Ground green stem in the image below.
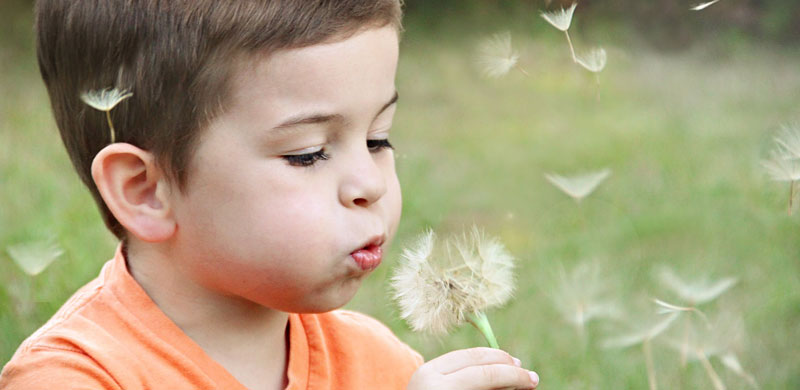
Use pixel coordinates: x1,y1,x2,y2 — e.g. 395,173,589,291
467,311,499,349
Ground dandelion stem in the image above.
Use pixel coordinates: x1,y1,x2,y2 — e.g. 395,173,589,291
788,181,794,216
564,31,577,62
467,311,500,350
516,63,530,77
643,339,658,390
106,110,116,143
697,350,726,390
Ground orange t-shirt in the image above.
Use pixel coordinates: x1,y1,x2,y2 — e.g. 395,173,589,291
0,247,423,389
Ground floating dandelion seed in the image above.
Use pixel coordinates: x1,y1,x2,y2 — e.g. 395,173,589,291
80,88,133,111
603,313,679,390
545,168,611,203
549,261,621,335
665,311,747,390
653,298,711,326
576,47,607,100
602,312,679,349
763,126,800,214
656,267,737,306
477,31,525,78
655,267,737,369
691,0,721,11
540,3,578,61
540,2,577,32
761,150,800,182
7,239,64,276
391,227,515,348
80,87,133,143
575,47,607,73
653,295,716,368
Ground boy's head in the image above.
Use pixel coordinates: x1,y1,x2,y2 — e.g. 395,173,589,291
35,1,404,312
35,0,402,239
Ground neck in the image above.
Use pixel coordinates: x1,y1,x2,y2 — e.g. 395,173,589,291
124,239,289,390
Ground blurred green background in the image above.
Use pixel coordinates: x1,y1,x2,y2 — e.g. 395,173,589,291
2,0,799,388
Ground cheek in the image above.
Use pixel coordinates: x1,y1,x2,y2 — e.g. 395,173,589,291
180,185,338,293
248,195,333,249
179,170,333,253
234,184,335,245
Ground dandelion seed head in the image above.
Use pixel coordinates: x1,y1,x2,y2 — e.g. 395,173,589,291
576,47,607,73
544,168,611,202
540,2,578,32
80,88,133,112
453,227,515,306
657,266,737,305
391,227,515,334
7,238,64,276
477,31,520,79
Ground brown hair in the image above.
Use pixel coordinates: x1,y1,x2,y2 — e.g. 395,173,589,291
35,0,403,239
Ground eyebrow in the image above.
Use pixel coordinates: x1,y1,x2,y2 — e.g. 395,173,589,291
272,91,399,130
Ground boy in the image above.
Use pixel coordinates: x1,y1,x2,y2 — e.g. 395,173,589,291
1,1,540,389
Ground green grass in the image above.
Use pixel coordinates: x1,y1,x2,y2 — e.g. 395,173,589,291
2,8,800,389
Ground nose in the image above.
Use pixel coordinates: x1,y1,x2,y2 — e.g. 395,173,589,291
338,147,388,208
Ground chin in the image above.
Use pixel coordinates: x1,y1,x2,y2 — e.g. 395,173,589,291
301,282,362,313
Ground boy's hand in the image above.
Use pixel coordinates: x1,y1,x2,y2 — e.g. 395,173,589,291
407,347,540,390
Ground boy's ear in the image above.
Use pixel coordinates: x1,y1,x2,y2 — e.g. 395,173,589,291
91,143,176,242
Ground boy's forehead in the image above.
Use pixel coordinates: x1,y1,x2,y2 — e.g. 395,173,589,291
244,26,397,83
225,26,399,120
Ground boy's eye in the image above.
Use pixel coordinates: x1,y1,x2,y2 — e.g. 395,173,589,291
282,149,330,167
367,138,393,152
281,139,391,167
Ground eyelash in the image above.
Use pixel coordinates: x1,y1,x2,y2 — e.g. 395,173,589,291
282,139,394,167
282,149,330,167
367,138,394,152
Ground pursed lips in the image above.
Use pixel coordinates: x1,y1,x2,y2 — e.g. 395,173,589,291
350,235,385,271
